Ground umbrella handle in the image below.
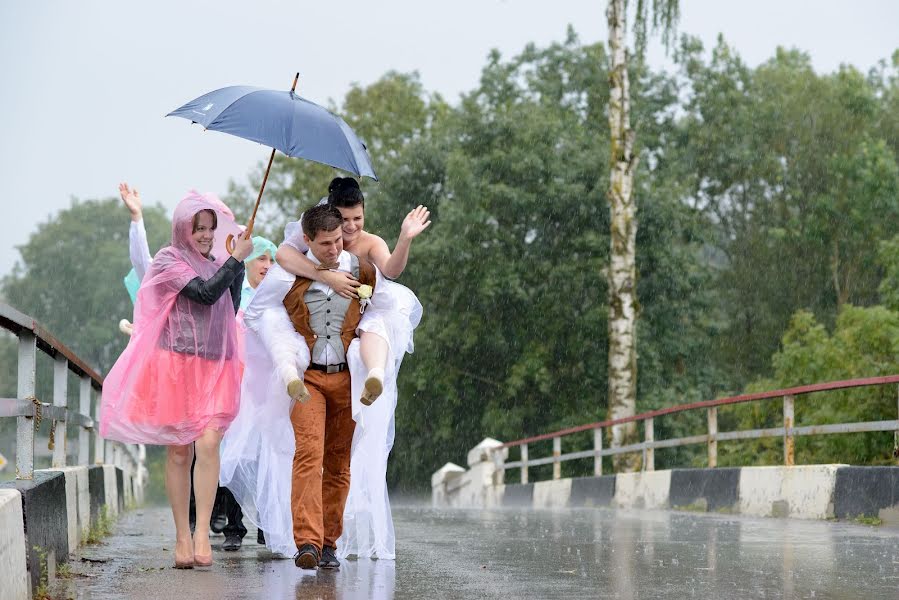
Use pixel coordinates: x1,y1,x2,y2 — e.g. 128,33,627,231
226,219,255,255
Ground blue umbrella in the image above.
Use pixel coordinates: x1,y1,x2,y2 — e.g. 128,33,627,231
167,74,377,248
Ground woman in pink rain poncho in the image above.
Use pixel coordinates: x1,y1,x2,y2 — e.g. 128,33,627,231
100,192,253,568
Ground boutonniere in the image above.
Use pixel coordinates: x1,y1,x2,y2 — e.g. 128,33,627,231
357,284,373,314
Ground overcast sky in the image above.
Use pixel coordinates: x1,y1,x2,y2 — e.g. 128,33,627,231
1,0,897,279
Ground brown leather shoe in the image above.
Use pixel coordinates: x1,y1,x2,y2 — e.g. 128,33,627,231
294,544,320,569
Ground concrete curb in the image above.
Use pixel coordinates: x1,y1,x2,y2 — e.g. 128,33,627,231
569,476,616,507
434,463,899,525
738,465,842,519
833,466,899,525
0,489,28,600
0,470,69,594
1,465,140,600
614,471,671,509
669,468,740,513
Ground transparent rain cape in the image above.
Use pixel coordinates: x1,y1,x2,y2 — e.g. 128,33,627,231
100,193,243,445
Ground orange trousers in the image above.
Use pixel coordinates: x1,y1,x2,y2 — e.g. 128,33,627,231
290,369,356,551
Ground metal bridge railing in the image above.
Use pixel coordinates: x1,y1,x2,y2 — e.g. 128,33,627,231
0,303,145,483
493,375,899,484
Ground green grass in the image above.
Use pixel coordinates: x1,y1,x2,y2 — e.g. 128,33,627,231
32,545,50,600
84,505,114,545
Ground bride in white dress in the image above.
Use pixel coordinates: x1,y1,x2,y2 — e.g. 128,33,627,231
220,179,428,560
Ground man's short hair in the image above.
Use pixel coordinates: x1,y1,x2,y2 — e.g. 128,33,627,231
327,177,364,208
302,203,343,240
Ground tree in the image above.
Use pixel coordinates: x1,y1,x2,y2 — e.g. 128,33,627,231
2,198,170,373
720,306,899,467
605,0,679,470
676,38,899,384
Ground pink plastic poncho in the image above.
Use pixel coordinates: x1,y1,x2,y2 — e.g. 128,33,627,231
100,192,243,445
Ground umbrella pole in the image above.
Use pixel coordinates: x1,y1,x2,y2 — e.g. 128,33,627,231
227,73,301,254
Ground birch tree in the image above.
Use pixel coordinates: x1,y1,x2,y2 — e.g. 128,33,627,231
606,0,678,471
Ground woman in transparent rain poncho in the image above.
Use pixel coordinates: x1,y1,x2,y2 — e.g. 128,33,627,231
220,178,427,560
100,192,253,568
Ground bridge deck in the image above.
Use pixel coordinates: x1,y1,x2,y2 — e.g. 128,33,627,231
53,505,899,599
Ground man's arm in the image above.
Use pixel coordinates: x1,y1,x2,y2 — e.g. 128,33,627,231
275,244,361,299
242,263,310,384
243,264,297,333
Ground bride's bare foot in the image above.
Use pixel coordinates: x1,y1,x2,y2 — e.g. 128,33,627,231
174,537,194,569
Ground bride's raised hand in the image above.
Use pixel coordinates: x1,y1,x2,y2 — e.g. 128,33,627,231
399,205,431,241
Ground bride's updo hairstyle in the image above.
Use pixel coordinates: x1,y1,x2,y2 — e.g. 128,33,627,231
327,177,364,209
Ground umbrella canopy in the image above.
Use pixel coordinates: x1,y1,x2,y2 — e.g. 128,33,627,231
167,85,377,180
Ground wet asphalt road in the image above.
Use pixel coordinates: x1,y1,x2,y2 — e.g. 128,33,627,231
51,505,899,599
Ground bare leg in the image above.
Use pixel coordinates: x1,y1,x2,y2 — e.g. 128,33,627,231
360,332,388,406
193,428,223,561
166,444,195,565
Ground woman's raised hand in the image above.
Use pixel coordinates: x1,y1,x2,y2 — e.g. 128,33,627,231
320,269,361,299
119,182,143,222
399,205,432,241
231,231,254,262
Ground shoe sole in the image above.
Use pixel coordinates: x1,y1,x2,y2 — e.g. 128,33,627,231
287,380,311,403
361,377,383,406
295,553,319,569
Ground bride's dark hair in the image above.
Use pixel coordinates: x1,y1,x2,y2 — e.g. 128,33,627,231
327,177,364,208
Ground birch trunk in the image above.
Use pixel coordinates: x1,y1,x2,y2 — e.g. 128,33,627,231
606,0,640,472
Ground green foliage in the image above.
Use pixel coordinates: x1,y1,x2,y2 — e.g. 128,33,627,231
2,198,170,373
720,306,899,466
878,234,899,311
84,505,114,544
33,545,50,600
677,36,899,385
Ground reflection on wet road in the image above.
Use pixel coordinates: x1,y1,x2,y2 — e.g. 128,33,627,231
55,505,899,599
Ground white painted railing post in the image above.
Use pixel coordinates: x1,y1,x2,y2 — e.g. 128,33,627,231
707,407,718,468
520,444,529,484
644,417,655,472
552,437,561,480
78,375,91,466
105,436,116,466
783,395,795,466
93,391,104,465
491,447,506,486
594,427,603,476
16,332,37,480
52,354,68,468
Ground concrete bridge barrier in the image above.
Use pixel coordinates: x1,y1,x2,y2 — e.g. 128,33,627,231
0,464,140,600
433,438,899,524
0,489,29,600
